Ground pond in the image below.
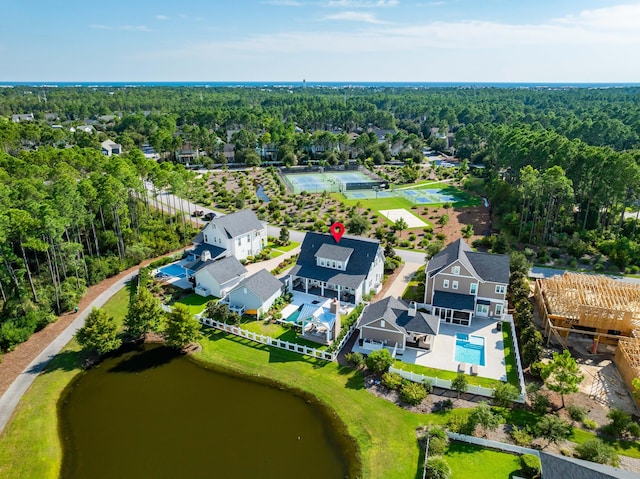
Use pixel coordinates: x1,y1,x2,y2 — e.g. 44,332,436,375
256,184,270,202
59,344,357,479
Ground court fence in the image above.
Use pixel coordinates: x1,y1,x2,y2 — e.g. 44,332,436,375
279,165,387,194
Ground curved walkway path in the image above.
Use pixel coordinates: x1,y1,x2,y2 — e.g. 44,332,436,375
0,248,185,434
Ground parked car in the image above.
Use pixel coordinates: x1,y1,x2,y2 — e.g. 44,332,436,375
203,212,216,221
192,209,204,217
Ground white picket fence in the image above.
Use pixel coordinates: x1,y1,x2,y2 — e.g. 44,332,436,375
197,305,364,363
446,431,540,457
389,366,497,399
503,314,527,403
199,316,336,361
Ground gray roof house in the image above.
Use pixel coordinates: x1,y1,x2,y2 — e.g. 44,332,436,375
357,297,440,353
225,269,283,318
101,139,122,156
194,209,268,262
11,113,34,123
425,238,510,326
539,451,638,479
289,232,384,304
192,256,247,298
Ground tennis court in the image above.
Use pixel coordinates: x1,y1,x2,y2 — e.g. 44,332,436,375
282,171,381,194
344,187,458,204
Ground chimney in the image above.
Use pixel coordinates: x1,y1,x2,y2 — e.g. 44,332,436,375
201,250,211,262
332,307,341,342
408,301,417,317
330,297,339,314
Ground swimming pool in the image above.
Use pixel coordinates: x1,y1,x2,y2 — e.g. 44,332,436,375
454,333,485,366
159,264,194,279
284,309,301,324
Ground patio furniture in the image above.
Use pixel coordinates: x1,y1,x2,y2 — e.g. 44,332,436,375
471,364,479,375
458,362,467,373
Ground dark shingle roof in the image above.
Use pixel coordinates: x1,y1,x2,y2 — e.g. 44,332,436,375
466,251,510,283
427,238,509,284
539,451,638,479
432,291,475,310
210,209,265,238
289,232,382,290
188,243,226,261
235,269,282,302
196,256,247,284
358,297,439,336
315,244,354,262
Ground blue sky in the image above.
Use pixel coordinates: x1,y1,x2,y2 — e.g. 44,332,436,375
1,0,639,82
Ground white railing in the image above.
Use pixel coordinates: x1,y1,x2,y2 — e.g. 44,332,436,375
503,314,527,403
198,316,336,361
389,366,498,400
446,431,540,457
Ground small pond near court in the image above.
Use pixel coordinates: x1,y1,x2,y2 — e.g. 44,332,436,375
59,344,357,479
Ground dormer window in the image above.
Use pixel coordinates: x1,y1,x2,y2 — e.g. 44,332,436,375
453,266,460,275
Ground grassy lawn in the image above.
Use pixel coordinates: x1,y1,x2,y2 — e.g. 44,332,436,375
402,266,425,301
102,284,132,327
240,318,328,350
0,340,84,479
501,323,521,387
393,361,504,389
273,241,299,252
171,293,213,315
445,441,521,479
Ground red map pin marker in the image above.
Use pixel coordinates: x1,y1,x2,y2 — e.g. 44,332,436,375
330,222,345,243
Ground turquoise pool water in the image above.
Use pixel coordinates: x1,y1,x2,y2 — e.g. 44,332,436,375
159,264,194,279
284,310,301,324
454,333,485,366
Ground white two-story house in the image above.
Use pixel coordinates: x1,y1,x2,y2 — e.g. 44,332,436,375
193,209,268,262
424,238,510,326
288,232,384,305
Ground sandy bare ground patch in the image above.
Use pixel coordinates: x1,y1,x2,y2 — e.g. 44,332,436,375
379,208,428,228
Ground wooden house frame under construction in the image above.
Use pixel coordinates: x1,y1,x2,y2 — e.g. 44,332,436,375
615,338,640,407
534,272,640,350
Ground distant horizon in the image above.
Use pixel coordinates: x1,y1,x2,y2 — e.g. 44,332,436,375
2,81,640,88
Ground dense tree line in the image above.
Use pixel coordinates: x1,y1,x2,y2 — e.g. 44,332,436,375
0,145,196,352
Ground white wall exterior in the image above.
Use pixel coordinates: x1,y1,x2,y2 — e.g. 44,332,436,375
193,269,245,298
362,248,385,298
227,286,281,315
201,222,267,261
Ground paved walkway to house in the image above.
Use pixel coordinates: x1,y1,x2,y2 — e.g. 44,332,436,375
381,262,422,302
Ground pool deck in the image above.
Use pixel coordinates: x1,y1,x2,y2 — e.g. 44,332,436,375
352,316,507,381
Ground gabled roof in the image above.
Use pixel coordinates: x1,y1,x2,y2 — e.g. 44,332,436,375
234,269,282,302
539,451,638,479
289,232,382,290
358,297,440,336
208,210,265,239
195,256,247,284
427,238,509,284
315,244,354,263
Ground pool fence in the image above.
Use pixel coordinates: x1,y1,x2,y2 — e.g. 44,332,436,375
445,432,540,458
388,366,502,400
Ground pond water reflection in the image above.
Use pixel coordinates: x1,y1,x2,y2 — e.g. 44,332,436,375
59,344,356,479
